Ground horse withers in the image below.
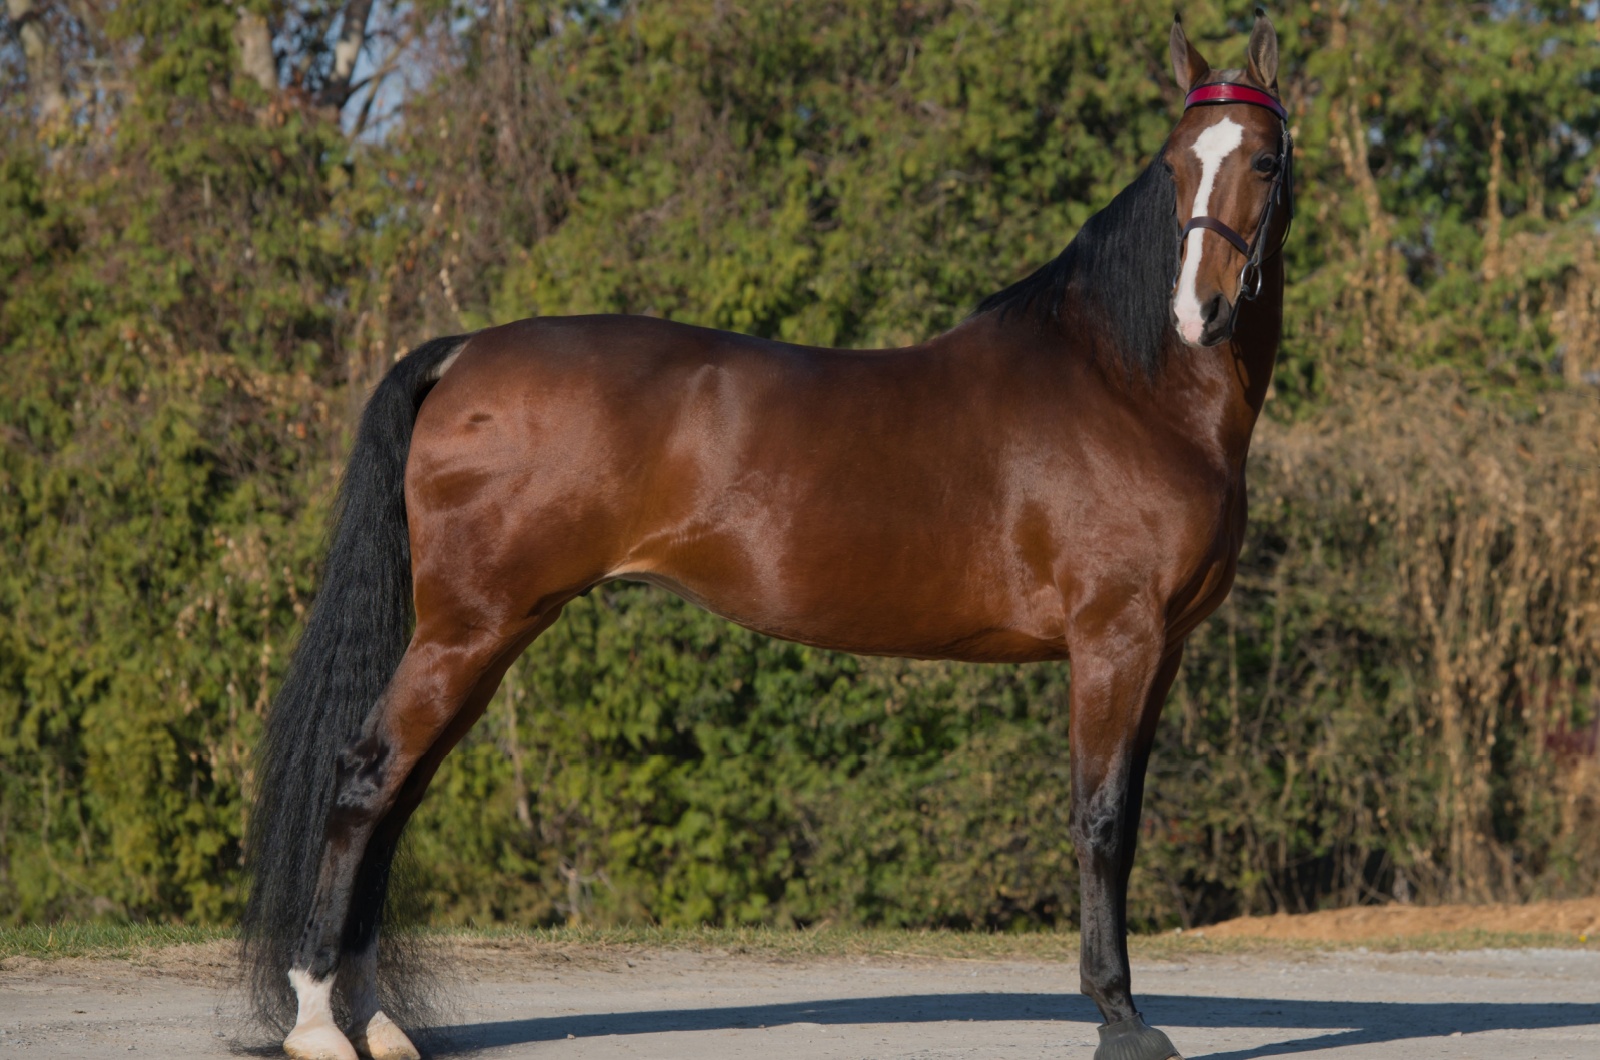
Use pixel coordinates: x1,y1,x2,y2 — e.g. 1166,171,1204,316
242,11,1292,1060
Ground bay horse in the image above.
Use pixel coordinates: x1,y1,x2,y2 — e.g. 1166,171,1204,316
243,12,1292,1060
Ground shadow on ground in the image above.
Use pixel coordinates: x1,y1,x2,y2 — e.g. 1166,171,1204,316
428,992,1600,1058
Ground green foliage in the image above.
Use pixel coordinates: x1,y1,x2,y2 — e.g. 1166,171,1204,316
412,588,1080,927
2,0,1598,929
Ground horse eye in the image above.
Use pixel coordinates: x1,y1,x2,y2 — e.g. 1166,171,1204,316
1254,155,1279,174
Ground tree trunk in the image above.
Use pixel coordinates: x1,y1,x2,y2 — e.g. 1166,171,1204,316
1482,111,1506,283
320,0,376,109
7,0,68,125
233,8,278,94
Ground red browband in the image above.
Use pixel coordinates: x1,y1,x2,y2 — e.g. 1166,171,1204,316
1184,83,1287,121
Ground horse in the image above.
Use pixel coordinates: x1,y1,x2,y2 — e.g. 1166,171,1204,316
241,11,1292,1060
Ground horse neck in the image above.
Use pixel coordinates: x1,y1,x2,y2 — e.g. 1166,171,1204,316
1147,258,1284,468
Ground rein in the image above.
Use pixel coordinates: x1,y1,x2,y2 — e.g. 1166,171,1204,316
1178,82,1294,306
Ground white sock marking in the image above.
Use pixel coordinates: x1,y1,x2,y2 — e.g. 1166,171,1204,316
285,968,357,1059
289,968,337,1028
1174,117,1244,345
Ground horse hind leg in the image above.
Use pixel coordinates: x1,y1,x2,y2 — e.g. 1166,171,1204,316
335,818,424,1060
334,652,530,1060
283,617,547,1060
339,933,416,1060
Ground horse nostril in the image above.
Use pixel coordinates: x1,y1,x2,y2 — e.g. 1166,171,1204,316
1196,293,1236,346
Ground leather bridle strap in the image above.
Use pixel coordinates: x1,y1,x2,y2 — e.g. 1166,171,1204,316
1180,215,1250,257
1183,82,1287,120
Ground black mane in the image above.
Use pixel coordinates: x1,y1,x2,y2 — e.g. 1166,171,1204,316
976,154,1179,377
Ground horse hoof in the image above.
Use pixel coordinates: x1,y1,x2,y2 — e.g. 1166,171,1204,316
351,1011,421,1060
1094,1013,1182,1060
283,1019,359,1060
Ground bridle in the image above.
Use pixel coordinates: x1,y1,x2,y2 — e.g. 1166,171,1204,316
1177,82,1294,309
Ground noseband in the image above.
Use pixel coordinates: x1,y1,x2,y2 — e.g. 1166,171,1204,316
1179,83,1294,306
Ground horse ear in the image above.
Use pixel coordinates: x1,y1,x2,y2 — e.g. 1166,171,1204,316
1247,7,1279,92
1169,14,1211,91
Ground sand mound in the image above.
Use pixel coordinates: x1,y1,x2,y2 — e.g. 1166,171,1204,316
1202,897,1600,942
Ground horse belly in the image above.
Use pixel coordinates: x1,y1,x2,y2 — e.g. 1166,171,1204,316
608,491,1070,663
615,565,1069,663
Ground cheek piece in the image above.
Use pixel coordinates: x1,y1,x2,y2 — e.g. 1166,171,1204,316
1176,83,1295,325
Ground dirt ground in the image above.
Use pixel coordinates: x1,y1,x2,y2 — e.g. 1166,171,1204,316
2,903,1598,1060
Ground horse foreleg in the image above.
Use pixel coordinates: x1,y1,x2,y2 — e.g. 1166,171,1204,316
1069,624,1185,1060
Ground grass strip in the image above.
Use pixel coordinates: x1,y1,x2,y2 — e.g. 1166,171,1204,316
0,921,229,961
3,922,1593,964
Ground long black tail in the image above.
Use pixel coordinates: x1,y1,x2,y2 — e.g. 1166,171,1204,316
241,335,467,1032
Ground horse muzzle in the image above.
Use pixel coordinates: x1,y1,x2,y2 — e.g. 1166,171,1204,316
1176,292,1235,348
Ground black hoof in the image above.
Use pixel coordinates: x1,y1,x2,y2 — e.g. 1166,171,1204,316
1094,1013,1181,1060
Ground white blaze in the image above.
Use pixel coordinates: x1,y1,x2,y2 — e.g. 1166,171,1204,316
1174,117,1244,345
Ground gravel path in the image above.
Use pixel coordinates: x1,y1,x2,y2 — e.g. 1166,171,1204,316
1,945,1597,1059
